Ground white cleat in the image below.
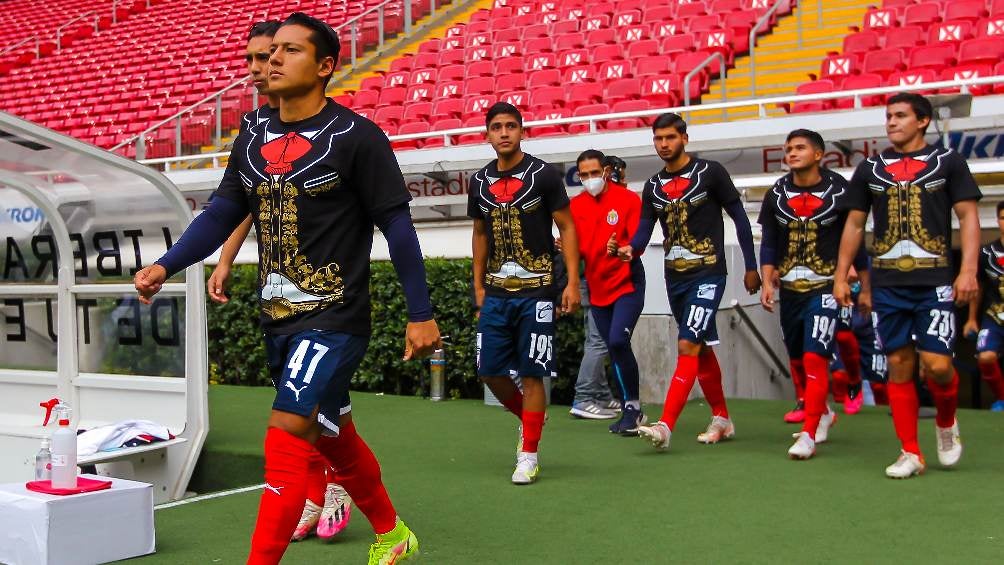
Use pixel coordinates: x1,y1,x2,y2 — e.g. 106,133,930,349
291,499,322,541
936,419,963,467
787,431,816,460
511,452,539,485
637,421,672,450
815,407,837,444
885,450,926,479
697,415,735,444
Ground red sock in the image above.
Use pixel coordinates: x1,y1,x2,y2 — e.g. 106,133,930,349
660,354,699,430
887,381,921,455
978,358,1004,401
871,381,888,405
697,349,729,418
248,427,314,565
836,330,862,386
831,369,849,402
521,410,545,453
306,450,327,506
928,370,959,428
500,389,524,419
790,359,806,401
315,422,397,535
801,353,830,439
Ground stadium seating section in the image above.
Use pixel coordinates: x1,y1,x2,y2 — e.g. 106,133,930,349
345,0,793,149
792,0,1004,113
0,0,432,156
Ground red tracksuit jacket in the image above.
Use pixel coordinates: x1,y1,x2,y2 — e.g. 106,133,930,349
569,182,641,307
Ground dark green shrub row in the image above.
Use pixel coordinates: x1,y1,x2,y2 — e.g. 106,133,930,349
206,260,586,404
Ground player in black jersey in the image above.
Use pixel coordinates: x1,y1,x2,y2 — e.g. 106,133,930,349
622,113,760,451
135,13,435,563
202,20,353,545
468,102,581,485
964,201,1004,412
758,129,868,459
834,93,982,478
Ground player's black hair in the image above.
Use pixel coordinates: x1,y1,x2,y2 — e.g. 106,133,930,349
652,112,687,134
603,155,627,183
485,102,522,127
576,149,606,166
280,12,341,86
248,20,281,41
997,200,1004,215
786,129,826,152
887,92,934,132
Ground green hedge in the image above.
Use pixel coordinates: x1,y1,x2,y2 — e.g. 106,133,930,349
206,260,586,404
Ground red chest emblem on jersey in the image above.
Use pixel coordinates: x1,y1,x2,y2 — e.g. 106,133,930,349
660,177,690,199
787,193,825,219
996,255,1004,268
260,132,313,175
489,177,523,203
883,157,925,182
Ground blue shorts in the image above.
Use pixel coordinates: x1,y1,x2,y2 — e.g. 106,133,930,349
853,310,888,382
872,285,956,355
837,303,854,331
779,289,839,359
477,296,555,378
977,315,1004,355
667,275,726,345
265,330,369,435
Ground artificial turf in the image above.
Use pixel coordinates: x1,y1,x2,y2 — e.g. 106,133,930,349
131,385,1004,564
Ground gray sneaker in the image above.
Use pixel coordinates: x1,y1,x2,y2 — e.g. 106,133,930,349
569,401,618,420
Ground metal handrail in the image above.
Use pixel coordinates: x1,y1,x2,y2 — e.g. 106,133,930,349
730,299,791,380
749,0,791,98
112,0,409,157
138,73,1004,169
0,36,39,57
55,11,98,52
683,51,726,108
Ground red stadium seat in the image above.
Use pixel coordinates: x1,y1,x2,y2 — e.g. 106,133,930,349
929,21,975,44
423,119,462,148
862,49,905,77
907,44,957,70
636,56,671,77
568,103,611,134
563,65,595,84
626,39,660,58
640,75,682,107
843,31,881,54
888,69,938,89
431,98,464,120
820,54,858,87
497,73,527,91
791,80,835,113
958,37,1004,66
375,106,404,127
662,34,698,55
598,60,632,82
618,25,649,43
464,76,495,96
524,52,558,71
558,49,589,68
940,64,995,94
500,90,531,108
979,16,1004,37
903,3,942,27
606,78,642,103
885,25,926,50
406,84,435,103
835,74,885,109
392,122,429,151
438,64,466,81
436,81,464,99
864,8,898,30
464,94,498,116
566,82,603,105
944,0,989,22
528,69,562,88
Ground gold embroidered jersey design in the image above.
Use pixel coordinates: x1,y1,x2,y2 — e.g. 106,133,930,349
661,200,715,265
488,205,552,287
257,179,344,320
778,219,833,278
872,183,947,258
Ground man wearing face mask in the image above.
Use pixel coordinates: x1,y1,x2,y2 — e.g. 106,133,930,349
570,150,647,434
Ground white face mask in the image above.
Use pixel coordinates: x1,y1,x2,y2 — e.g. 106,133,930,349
582,177,606,197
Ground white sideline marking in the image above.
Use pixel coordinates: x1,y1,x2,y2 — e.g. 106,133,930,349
155,484,265,511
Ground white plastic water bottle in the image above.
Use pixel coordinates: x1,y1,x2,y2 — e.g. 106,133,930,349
34,437,52,481
50,404,77,489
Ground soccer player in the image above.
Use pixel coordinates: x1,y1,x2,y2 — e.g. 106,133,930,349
569,149,646,434
135,13,439,563
622,113,761,451
834,92,981,479
203,20,354,544
964,201,1004,412
469,102,581,485
758,129,867,459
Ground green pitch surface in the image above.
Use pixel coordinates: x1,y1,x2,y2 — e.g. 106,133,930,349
136,386,1004,564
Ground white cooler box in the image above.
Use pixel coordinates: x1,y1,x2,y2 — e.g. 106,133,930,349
0,475,154,565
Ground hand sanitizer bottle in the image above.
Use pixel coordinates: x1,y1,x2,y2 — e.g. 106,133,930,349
50,404,77,489
34,437,52,481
